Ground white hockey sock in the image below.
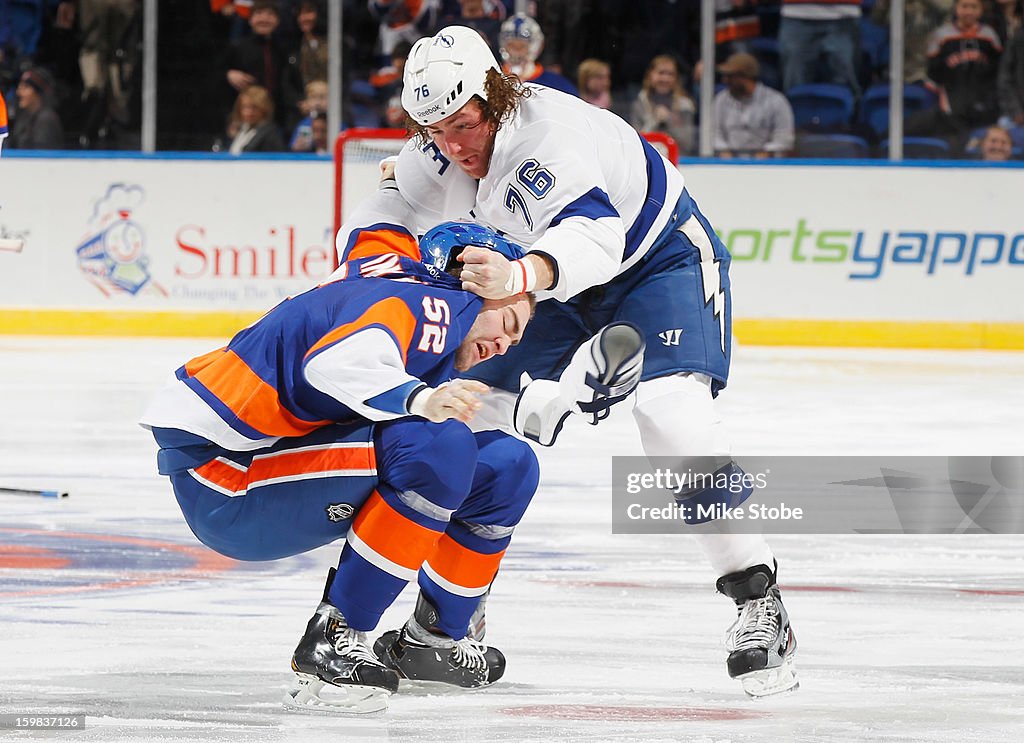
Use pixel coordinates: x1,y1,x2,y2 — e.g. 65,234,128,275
632,373,777,578
695,532,776,578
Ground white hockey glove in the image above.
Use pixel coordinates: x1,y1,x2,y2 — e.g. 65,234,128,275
513,322,646,446
409,379,490,423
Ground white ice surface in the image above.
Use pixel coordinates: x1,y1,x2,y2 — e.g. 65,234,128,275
1,337,1023,742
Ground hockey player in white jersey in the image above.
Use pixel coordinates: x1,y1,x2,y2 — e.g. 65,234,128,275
351,25,797,696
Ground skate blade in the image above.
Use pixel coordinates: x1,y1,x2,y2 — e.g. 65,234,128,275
396,677,495,694
738,653,799,698
283,673,391,714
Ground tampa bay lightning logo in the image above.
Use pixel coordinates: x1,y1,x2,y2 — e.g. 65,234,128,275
434,33,454,48
75,183,166,297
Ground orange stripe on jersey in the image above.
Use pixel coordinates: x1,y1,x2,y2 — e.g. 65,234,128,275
351,491,442,573
248,444,376,484
184,346,226,377
193,457,248,495
306,296,417,363
425,534,506,590
186,348,328,437
346,229,421,261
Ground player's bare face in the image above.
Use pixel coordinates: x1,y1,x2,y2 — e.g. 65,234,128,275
425,100,496,179
455,295,531,371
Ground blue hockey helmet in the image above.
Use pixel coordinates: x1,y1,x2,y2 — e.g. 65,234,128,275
420,221,526,277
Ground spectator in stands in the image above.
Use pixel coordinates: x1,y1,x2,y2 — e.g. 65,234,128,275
439,0,504,55
999,23,1024,125
225,84,285,153
630,54,694,154
224,0,303,131
298,77,327,119
289,78,327,149
295,0,328,88
872,0,953,84
368,0,439,68
977,123,1014,159
577,57,612,109
8,66,64,149
499,13,578,96
713,52,795,158
55,0,139,145
908,0,1003,146
777,0,861,99
369,41,411,127
713,0,762,62
309,109,328,153
292,109,328,153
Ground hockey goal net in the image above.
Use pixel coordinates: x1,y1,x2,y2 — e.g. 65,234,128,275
332,128,680,265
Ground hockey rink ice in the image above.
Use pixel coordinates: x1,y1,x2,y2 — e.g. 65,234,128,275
1,336,1023,743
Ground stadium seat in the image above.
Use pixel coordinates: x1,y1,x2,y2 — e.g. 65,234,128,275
860,83,938,137
787,84,855,130
881,137,952,159
963,126,991,157
796,133,870,159
748,37,782,91
906,83,938,111
1008,126,1024,151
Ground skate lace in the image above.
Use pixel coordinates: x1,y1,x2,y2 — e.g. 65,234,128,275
450,637,488,672
726,594,780,652
332,626,380,666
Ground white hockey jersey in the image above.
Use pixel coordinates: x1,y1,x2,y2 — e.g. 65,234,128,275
394,85,686,302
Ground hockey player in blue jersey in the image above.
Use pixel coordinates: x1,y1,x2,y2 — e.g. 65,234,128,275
142,221,645,712
379,25,798,697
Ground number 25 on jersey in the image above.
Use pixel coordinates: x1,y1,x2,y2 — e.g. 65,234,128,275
417,296,450,354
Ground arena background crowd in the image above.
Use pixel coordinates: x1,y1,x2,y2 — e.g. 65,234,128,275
2,0,1023,160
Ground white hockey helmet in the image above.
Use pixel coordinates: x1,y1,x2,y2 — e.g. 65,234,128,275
499,14,544,67
402,26,500,126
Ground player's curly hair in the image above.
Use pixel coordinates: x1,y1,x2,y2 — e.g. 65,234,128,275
406,69,532,142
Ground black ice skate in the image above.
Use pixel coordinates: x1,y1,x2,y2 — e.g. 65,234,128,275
373,592,505,688
717,562,798,697
285,569,400,713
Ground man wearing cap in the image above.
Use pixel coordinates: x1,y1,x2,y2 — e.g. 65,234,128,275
8,67,64,150
714,52,795,159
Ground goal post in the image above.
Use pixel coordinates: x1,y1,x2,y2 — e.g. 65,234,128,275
332,128,680,268
332,128,409,264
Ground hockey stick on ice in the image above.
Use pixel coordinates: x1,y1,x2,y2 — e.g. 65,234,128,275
0,487,69,498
